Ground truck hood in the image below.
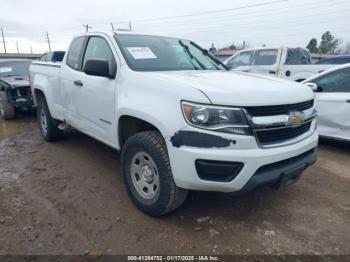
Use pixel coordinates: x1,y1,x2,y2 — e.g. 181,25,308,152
0,75,30,88
145,70,314,106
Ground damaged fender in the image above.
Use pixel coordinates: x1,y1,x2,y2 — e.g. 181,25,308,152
170,130,236,148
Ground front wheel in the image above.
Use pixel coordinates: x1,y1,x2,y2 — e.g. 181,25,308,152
0,92,15,120
121,131,188,216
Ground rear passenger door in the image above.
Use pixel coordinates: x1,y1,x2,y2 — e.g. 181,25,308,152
74,35,118,144
313,67,350,140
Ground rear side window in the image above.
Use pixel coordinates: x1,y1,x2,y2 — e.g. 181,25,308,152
67,37,85,70
252,49,278,65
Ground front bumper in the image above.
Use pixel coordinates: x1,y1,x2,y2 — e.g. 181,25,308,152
166,129,318,193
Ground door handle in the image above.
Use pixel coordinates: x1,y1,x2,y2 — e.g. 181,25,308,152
346,99,350,103
242,69,250,72
74,80,83,87
269,70,276,74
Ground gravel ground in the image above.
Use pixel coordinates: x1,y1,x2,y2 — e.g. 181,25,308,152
0,117,349,255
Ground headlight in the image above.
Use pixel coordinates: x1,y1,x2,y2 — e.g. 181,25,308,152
181,101,251,135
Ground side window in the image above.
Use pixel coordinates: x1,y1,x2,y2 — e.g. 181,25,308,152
226,51,253,69
314,68,350,92
40,54,47,61
67,37,85,70
252,49,278,65
83,37,116,74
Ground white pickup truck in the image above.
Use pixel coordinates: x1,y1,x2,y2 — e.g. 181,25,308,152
30,31,318,216
224,47,334,82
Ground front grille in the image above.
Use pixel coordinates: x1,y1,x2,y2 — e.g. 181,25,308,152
245,100,314,117
256,122,312,145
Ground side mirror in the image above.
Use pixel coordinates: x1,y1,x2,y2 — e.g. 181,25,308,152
83,59,115,78
304,82,318,92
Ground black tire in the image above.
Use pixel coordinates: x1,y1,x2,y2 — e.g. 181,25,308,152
37,94,63,141
0,91,15,120
121,131,188,216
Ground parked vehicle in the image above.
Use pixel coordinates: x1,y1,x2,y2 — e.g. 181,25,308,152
39,51,65,62
0,59,34,119
224,47,334,82
303,64,350,141
30,31,318,216
316,55,350,65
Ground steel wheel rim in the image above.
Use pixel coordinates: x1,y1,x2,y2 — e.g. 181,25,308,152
130,151,160,200
40,109,48,135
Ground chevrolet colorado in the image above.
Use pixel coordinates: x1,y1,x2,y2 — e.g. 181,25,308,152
30,31,318,216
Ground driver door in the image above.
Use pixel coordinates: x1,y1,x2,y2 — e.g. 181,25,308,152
74,36,118,144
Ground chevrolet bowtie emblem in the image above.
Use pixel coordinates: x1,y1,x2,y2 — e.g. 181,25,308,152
288,111,305,125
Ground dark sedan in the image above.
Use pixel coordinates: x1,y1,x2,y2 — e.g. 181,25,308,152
316,55,350,65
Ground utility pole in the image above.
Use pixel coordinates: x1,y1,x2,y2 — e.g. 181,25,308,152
243,40,246,49
1,27,6,53
83,24,92,32
110,22,115,31
30,46,33,54
46,32,51,52
16,41,19,54
128,21,132,31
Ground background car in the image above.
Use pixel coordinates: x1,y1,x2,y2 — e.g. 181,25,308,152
303,64,350,141
224,47,333,82
39,51,65,62
0,59,34,119
316,55,350,65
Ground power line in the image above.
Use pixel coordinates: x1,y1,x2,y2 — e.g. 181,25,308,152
158,9,350,35
136,0,349,27
114,0,288,24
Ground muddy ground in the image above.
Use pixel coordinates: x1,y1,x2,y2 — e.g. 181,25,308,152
0,117,349,255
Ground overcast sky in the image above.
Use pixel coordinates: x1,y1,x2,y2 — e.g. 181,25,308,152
1,0,350,53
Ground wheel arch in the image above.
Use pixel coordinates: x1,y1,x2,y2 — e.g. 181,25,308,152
117,114,164,149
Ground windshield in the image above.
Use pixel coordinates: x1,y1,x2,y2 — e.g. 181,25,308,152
0,61,31,77
115,34,226,71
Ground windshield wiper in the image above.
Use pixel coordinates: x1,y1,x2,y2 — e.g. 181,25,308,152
190,41,229,71
178,40,206,70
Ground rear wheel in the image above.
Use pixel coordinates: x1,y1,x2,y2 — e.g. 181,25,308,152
37,95,63,141
0,92,15,120
121,131,188,216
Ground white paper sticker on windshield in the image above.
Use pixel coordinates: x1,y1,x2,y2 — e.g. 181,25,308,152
127,47,157,59
0,67,12,73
